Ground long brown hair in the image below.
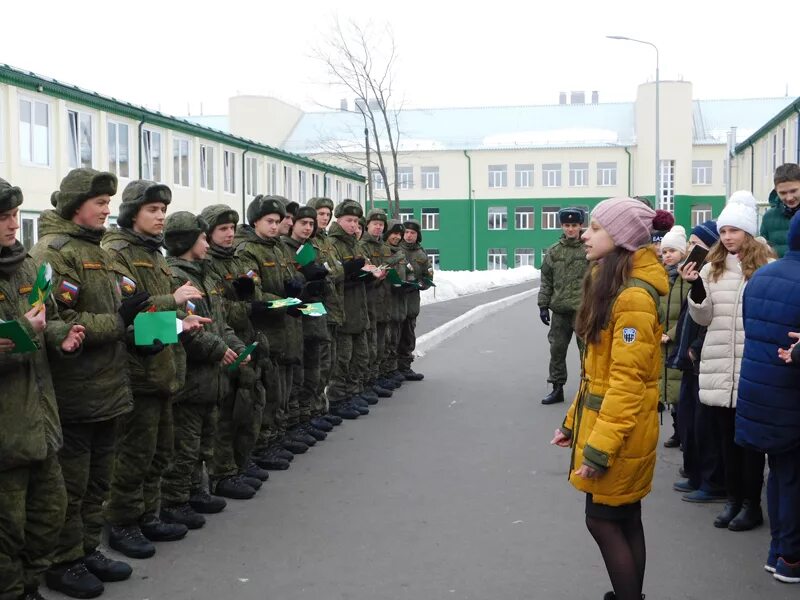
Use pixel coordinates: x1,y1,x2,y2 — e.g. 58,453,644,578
575,248,635,345
706,234,775,282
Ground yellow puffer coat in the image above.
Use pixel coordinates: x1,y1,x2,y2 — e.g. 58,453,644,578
561,247,668,506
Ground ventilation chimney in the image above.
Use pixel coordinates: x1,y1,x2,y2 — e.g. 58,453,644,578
591,91,599,105
340,98,348,111
570,91,585,105
558,92,567,105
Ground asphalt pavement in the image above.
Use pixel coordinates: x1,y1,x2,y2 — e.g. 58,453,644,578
51,292,792,600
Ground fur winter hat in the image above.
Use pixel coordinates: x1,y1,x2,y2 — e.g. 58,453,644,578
307,197,334,212
660,225,687,254
716,190,758,237
383,219,405,242
118,180,171,228
164,211,208,257
247,195,286,226
293,205,318,237
366,208,388,224
52,168,117,219
334,199,363,219
0,178,23,214
200,204,239,231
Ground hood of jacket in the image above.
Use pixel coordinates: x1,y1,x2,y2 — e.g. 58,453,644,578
102,226,164,253
38,209,105,245
234,224,279,248
629,247,670,297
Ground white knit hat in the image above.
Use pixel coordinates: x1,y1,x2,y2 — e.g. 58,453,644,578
660,225,687,254
716,190,758,237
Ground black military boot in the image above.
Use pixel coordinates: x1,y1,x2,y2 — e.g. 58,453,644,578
45,560,104,599
286,426,317,447
400,368,424,381
188,487,227,514
373,383,393,397
139,514,188,542
160,503,205,530
83,550,132,582
240,475,263,490
309,416,334,432
389,371,406,386
301,422,327,441
252,448,291,471
377,376,399,390
359,390,380,405
245,460,270,481
330,402,360,420
728,500,764,531
108,524,155,559
267,444,295,461
713,499,742,528
213,475,256,499
348,398,370,415
322,413,344,426
541,384,565,405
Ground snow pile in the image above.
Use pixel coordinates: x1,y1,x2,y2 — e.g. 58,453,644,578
420,266,539,306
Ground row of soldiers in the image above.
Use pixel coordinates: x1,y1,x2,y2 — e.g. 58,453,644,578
0,168,432,600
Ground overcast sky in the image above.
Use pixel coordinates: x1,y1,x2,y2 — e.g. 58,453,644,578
5,0,795,117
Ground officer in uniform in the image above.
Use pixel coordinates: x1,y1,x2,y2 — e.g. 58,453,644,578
397,219,432,381
538,207,588,405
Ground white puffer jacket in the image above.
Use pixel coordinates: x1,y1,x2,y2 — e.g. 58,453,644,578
688,254,746,408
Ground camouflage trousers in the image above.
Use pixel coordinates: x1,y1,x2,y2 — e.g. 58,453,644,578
548,311,584,386
381,320,401,376
327,330,369,403
362,323,378,387
287,336,322,425
397,315,418,371
210,366,265,483
161,403,218,506
105,395,174,526
0,454,66,600
53,418,118,565
256,360,292,451
317,323,338,410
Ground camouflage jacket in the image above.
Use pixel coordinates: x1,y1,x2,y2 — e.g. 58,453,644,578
400,241,433,318
538,235,588,314
328,223,369,334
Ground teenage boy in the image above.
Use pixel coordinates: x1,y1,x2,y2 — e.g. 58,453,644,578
762,163,800,257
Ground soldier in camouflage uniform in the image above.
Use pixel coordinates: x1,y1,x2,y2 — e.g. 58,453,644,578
160,212,249,531
537,207,588,405
0,179,85,600
200,206,285,495
326,200,372,418
397,220,432,381
380,220,409,388
102,181,207,560
306,198,347,422
32,170,146,598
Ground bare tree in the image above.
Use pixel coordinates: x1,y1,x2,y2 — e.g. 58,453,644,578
313,18,402,218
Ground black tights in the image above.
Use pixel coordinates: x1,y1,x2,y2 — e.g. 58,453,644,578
586,507,645,600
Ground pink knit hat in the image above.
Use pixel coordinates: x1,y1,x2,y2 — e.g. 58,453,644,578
591,197,673,251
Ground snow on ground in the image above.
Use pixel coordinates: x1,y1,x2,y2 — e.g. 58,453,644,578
420,266,539,306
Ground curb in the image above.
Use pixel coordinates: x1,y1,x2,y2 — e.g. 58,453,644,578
414,287,539,357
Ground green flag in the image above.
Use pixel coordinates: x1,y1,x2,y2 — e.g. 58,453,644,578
267,297,303,309
295,243,317,267
387,268,404,286
228,342,258,372
29,263,53,308
134,311,180,346
0,319,39,353
299,302,327,317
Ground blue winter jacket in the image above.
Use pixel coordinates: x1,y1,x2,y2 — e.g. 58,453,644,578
736,213,800,454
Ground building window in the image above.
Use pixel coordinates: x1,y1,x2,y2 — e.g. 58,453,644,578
541,206,559,229
245,156,258,197
324,174,332,196
487,248,507,270
782,127,787,164
199,144,215,190
597,162,617,186
298,169,307,203
659,160,675,212
107,121,129,177
426,248,441,270
543,163,561,187
691,160,712,185
19,98,50,166
515,206,534,230
311,172,320,197
372,169,384,190
421,166,440,190
19,212,38,250
488,206,508,230
141,129,162,182
357,185,362,203
422,208,439,230
335,180,342,202
398,166,413,190
67,110,92,169
223,150,236,194
347,182,353,199
267,163,278,195
515,164,534,188
173,138,190,187
488,164,508,188
691,204,713,227
773,133,778,172
399,208,414,223
569,162,589,187
515,248,535,268
283,165,293,199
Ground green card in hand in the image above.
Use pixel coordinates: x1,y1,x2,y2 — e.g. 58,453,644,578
0,319,39,353
299,302,327,317
295,244,317,267
134,311,179,346
267,298,303,309
387,268,404,286
228,342,258,372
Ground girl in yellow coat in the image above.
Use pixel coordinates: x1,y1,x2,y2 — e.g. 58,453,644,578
551,197,670,600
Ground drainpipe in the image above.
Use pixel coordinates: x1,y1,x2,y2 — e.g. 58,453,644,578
750,143,755,193
241,148,249,218
624,146,632,196
463,150,475,270
795,106,800,163
137,115,146,179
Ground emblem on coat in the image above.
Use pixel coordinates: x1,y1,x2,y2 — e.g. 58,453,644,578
120,276,136,296
622,327,637,344
58,280,80,306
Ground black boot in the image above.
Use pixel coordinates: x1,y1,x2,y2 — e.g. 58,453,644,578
713,499,742,528
252,449,291,471
330,402,360,420
45,561,104,599
309,416,334,432
286,427,317,446
245,461,270,481
160,503,206,530
300,422,327,441
108,524,155,559
213,475,256,499
322,413,344,426
140,514,188,541
83,550,132,582
360,390,380,405
188,488,227,514
728,500,764,531
281,437,310,454
400,368,424,381
541,384,564,405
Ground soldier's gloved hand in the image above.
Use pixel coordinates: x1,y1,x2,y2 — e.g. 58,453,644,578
284,277,304,299
136,339,165,356
342,257,366,279
118,291,151,327
250,301,269,318
300,263,328,281
232,276,256,301
303,280,326,298
539,307,551,326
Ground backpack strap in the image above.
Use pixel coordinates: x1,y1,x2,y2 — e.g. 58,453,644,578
624,277,665,325
47,234,71,250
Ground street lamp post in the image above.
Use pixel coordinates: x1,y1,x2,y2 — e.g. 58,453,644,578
607,36,660,208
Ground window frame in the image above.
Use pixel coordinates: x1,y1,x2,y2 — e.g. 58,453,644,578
106,120,130,178
568,162,589,187
66,108,93,170
541,206,560,230
514,206,534,230
542,163,562,187
488,206,508,230
397,166,413,190
399,208,414,223
426,248,441,271
141,128,162,182
691,160,713,186
172,137,191,187
691,204,713,227
19,96,52,167
597,162,617,186
245,155,259,197
488,164,508,188
515,164,534,188
421,166,440,190
487,248,508,270
421,208,439,231
199,143,215,191
514,248,535,268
